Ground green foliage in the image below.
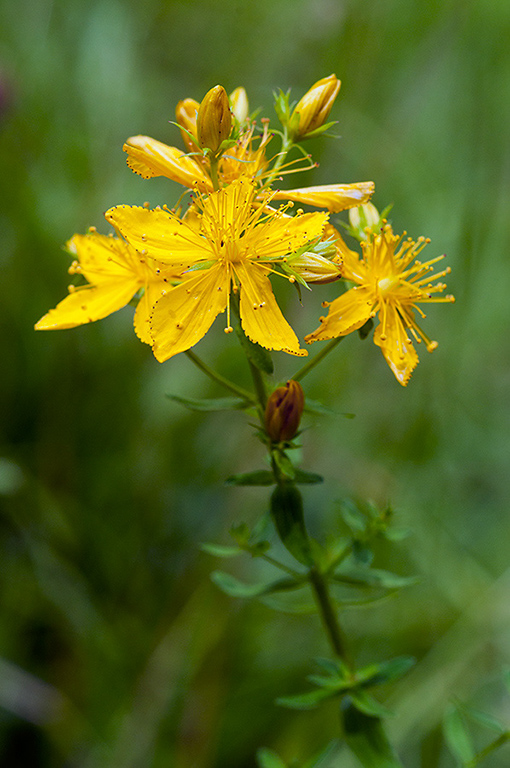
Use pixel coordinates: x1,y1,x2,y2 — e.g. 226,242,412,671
270,484,313,566
343,702,404,767
166,393,251,411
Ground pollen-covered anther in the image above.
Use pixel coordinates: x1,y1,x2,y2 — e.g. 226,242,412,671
88,226,97,233
224,326,234,334
143,202,150,209
68,285,76,293
427,341,438,352
288,276,296,283
321,301,329,308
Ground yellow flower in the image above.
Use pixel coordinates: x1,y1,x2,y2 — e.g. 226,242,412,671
34,230,176,344
305,223,455,385
272,182,375,213
105,179,328,362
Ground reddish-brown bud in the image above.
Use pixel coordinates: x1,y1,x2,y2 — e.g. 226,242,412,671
264,380,305,443
196,85,232,153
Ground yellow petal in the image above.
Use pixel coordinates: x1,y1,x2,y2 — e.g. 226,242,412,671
35,280,140,330
272,182,374,213
133,279,167,345
234,261,307,356
123,136,212,191
151,264,228,362
305,286,373,343
373,306,419,386
105,205,211,267
67,233,142,286
251,211,328,261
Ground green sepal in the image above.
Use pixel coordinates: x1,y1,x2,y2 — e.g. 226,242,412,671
443,706,476,764
299,120,338,141
183,259,217,273
210,570,305,599
225,470,275,486
234,322,274,374
270,484,312,566
273,88,292,126
166,394,251,411
256,747,288,768
342,701,404,768
200,543,242,558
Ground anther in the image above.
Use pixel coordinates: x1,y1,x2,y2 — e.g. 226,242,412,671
224,326,234,334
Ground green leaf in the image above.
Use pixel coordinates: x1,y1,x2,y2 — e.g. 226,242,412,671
261,592,317,614
272,450,296,481
210,571,304,599
225,470,275,486
332,567,418,591
459,702,505,734
444,706,476,763
270,484,312,566
200,543,242,558
234,323,274,374
343,702,404,767
256,747,288,768
166,394,250,411
340,500,367,534
350,690,394,719
305,398,355,418
356,657,416,688
293,469,323,485
276,687,334,710
302,740,341,768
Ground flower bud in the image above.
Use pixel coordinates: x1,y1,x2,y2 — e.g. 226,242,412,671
196,85,232,153
348,202,381,239
265,380,305,443
176,98,199,153
291,74,340,140
291,252,342,284
229,87,249,123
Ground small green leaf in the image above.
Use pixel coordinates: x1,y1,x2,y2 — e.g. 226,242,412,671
200,543,242,558
305,398,355,418
272,450,295,481
211,571,304,599
234,323,274,374
230,523,251,545
225,470,275,486
166,394,250,411
459,702,505,734
343,702,404,767
256,747,288,768
340,500,367,533
270,484,312,566
349,690,394,719
276,687,333,710
302,740,341,768
293,468,323,485
356,656,416,688
444,706,476,763
261,592,317,614
333,567,417,591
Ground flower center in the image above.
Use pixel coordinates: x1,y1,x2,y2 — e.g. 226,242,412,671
377,276,398,297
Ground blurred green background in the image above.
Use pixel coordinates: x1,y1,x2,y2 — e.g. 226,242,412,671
1,0,510,765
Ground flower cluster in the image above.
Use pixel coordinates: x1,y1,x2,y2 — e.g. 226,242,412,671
36,77,453,384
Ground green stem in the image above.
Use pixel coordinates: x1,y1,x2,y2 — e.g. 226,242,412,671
185,350,256,403
248,359,268,415
261,553,302,579
292,336,344,382
309,566,354,673
467,733,510,768
209,155,220,191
